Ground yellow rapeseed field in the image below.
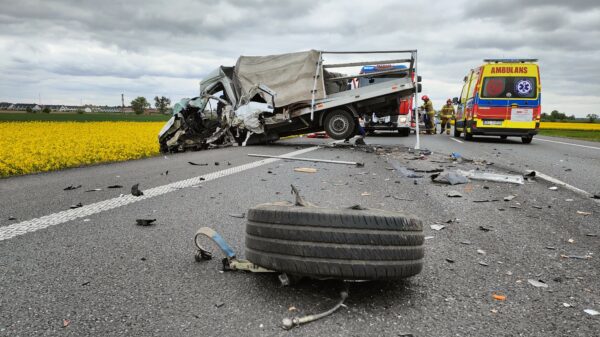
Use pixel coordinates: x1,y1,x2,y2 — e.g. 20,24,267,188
540,122,600,131
0,121,164,177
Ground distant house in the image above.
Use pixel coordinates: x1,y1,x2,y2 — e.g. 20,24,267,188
10,103,41,111
96,106,122,113
59,105,81,112
43,105,63,111
0,102,12,110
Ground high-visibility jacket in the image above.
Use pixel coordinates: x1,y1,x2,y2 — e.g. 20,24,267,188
421,100,434,113
439,104,455,118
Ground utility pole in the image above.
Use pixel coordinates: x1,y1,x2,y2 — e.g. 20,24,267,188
413,50,421,150
121,93,125,113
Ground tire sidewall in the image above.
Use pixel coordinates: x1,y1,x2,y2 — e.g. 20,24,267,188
324,110,356,140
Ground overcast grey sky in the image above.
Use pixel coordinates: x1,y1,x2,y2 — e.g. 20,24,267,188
1,0,599,116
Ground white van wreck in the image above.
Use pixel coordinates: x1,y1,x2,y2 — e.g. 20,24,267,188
159,50,420,153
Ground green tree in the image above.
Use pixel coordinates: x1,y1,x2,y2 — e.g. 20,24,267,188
26,107,33,113
131,96,150,115
42,106,51,114
549,110,566,121
154,96,171,114
587,113,598,123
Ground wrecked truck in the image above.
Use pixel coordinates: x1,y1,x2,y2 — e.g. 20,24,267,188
159,50,420,153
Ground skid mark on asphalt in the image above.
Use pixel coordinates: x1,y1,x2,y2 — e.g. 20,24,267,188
536,137,600,150
0,146,320,242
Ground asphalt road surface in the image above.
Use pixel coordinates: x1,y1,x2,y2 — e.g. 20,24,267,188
1,129,599,336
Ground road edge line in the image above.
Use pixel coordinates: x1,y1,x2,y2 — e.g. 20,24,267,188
526,170,599,203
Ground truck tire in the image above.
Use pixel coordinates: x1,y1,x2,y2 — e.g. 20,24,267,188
245,204,424,280
324,110,356,140
522,136,533,144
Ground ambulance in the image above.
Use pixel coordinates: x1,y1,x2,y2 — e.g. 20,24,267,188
453,59,541,143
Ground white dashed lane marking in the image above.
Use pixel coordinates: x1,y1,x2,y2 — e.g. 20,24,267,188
450,137,464,144
0,146,320,242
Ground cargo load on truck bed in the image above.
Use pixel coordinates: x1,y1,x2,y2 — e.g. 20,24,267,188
159,50,419,152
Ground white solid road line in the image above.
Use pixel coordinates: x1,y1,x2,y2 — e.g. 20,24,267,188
526,170,599,203
450,137,464,144
0,146,320,242
536,137,600,150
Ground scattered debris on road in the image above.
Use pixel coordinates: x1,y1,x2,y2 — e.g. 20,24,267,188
107,185,123,189
504,195,516,201
248,153,364,167
136,219,156,226
549,186,558,191
62,319,71,328
584,309,599,316
560,254,592,260
576,210,592,216
85,188,102,192
131,183,144,196
527,279,548,288
447,190,463,198
431,170,469,185
479,226,491,232
492,293,506,301
8,216,17,220
361,192,371,196
228,213,245,219
64,185,82,191
188,161,208,166
430,224,446,231
69,203,83,209
294,167,317,173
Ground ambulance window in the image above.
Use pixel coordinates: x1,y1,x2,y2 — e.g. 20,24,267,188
481,77,537,99
466,70,480,100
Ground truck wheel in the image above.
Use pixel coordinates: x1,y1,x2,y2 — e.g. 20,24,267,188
324,110,356,140
522,136,533,144
245,204,424,280
398,129,410,137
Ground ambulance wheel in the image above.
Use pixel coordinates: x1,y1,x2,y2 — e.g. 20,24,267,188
522,136,533,144
453,126,461,137
324,110,356,140
245,204,424,280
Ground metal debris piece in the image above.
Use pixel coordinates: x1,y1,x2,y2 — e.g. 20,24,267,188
64,185,82,191
69,203,83,209
504,195,516,201
424,236,434,240
549,186,558,190
131,184,144,197
291,184,312,207
586,233,598,237
568,238,575,243
562,303,573,308
584,309,599,316
532,205,543,209
85,188,102,192
445,258,455,263
294,167,318,173
479,226,491,232
8,216,17,220
430,224,446,231
188,161,208,166
576,210,592,216
431,171,469,185
457,169,524,185
248,153,364,167
545,246,557,250
460,240,471,245
392,196,414,201
215,302,225,308
282,290,348,330
527,279,548,288
228,213,246,219
473,199,493,203
136,219,156,226
390,161,423,178
560,254,592,260
107,185,123,189
478,261,489,266
477,249,486,255
361,192,371,196
447,190,463,198
62,319,71,328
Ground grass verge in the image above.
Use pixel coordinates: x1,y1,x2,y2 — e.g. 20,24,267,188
538,129,600,142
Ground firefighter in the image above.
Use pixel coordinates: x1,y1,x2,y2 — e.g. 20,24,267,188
421,95,435,134
439,99,455,135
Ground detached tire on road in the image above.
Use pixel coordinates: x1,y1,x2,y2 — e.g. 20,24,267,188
245,204,424,280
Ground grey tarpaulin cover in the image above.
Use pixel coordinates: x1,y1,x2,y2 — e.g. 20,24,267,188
234,50,325,107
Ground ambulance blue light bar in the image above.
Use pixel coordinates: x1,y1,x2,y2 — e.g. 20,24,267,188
483,58,538,63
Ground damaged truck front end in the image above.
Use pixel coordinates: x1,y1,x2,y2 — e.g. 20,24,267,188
159,50,418,153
